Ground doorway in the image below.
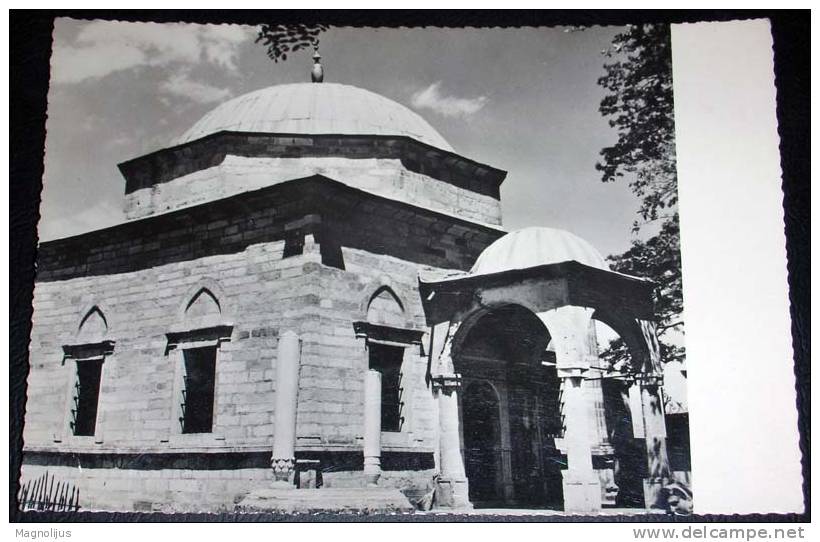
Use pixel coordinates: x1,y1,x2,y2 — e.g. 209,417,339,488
462,380,502,505
454,304,564,509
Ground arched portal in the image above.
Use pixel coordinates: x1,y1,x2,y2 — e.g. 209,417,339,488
453,304,563,509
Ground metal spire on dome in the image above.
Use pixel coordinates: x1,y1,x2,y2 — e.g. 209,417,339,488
311,46,324,83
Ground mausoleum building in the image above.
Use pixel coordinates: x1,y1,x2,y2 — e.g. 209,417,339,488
22,63,689,513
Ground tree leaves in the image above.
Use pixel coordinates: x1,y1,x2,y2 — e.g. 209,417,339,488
606,216,686,364
599,219,686,370
256,24,330,63
596,24,685,368
596,24,677,223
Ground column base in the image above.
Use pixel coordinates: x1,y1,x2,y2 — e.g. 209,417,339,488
271,457,295,487
434,477,473,510
364,456,381,487
598,467,619,507
562,470,602,513
643,477,669,512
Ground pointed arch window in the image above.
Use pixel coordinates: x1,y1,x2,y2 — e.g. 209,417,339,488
166,287,232,436
354,286,424,434
62,306,114,438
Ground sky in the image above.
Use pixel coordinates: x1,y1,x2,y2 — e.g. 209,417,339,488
41,18,642,258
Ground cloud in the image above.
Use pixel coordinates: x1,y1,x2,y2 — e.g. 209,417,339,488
51,20,254,84
160,72,232,104
410,82,489,118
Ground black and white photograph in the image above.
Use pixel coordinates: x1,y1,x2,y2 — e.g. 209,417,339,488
10,11,807,525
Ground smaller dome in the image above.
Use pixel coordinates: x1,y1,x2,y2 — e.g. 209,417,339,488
471,227,608,275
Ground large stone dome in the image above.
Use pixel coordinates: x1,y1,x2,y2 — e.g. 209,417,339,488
175,82,453,152
471,227,608,275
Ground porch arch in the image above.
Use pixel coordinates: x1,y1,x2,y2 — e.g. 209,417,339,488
591,307,654,374
450,303,563,509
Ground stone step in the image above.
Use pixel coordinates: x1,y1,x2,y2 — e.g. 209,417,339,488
235,487,415,515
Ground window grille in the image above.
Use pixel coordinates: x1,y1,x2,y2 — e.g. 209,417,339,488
179,346,217,434
369,343,405,432
70,358,103,437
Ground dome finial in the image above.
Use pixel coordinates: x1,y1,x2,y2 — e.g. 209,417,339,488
311,46,324,83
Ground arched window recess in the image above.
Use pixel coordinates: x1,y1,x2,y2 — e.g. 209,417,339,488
165,285,233,437
355,285,424,435
354,285,423,352
63,306,115,360
166,287,233,353
60,306,114,439
353,321,424,435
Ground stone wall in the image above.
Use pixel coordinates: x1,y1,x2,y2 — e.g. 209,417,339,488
19,463,273,513
300,247,440,453
124,155,502,226
21,166,511,511
24,233,448,511
26,238,313,450
118,133,506,226
36,176,503,284
19,459,437,513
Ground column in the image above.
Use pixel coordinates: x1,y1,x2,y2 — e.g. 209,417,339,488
434,376,471,508
560,372,601,512
640,377,672,509
363,369,382,486
540,307,601,512
271,330,300,487
637,319,672,510
588,322,618,505
433,321,471,509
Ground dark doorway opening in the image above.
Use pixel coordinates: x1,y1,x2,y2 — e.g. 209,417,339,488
455,304,564,510
462,380,501,505
512,362,564,510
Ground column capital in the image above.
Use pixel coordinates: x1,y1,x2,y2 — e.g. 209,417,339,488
637,374,664,387
556,367,590,379
431,373,462,392
433,320,462,376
